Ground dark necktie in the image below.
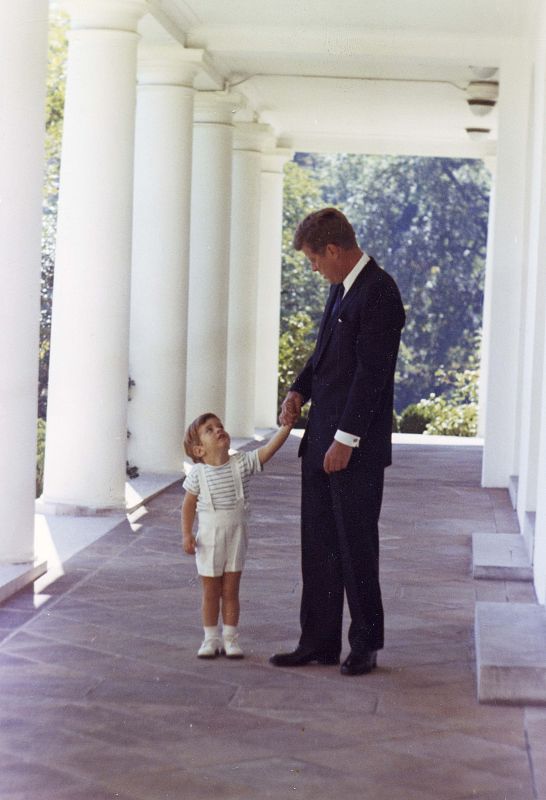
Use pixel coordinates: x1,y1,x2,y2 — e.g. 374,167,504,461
317,283,344,351
330,282,344,321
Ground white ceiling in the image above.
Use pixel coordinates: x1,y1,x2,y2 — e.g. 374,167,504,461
143,0,538,157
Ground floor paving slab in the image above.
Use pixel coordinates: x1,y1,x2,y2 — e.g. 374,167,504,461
0,437,540,799
525,708,546,800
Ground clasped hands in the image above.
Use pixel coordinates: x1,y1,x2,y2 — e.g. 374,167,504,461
279,391,352,474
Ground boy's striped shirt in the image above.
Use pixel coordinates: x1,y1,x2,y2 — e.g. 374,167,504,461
183,450,262,511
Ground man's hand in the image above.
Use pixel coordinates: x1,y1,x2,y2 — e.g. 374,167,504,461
323,440,352,473
280,391,303,426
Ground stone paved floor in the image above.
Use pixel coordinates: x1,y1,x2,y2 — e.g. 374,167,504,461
0,436,542,799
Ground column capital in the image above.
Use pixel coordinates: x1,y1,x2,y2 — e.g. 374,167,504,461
137,44,203,87
61,0,148,32
261,148,294,173
193,91,244,125
233,122,276,153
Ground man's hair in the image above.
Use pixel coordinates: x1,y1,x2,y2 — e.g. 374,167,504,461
183,412,218,463
293,207,358,253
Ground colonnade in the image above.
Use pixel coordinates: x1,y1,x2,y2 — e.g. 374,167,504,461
4,0,546,609
0,0,289,567
479,25,546,602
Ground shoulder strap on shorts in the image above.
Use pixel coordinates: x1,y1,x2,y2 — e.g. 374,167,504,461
196,463,214,510
229,455,244,502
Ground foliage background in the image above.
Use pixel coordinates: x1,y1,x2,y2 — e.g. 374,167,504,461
40,11,68,421
279,154,491,420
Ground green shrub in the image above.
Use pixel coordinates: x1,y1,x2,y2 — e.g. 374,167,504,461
277,311,315,426
419,394,478,436
392,411,399,433
399,403,434,433
420,366,479,436
399,366,479,437
36,418,46,497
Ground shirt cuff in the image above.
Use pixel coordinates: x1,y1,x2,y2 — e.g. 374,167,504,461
334,429,360,448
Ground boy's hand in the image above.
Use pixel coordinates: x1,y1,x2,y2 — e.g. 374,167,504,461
183,535,196,555
258,422,293,465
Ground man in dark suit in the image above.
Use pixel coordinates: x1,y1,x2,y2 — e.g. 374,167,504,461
270,208,405,675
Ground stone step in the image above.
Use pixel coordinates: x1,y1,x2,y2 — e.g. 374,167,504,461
475,602,546,704
472,532,532,580
0,561,47,604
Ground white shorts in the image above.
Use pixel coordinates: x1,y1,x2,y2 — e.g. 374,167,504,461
195,508,248,577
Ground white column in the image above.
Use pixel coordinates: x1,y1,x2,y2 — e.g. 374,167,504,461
530,10,546,605
534,325,546,601
516,37,546,546
225,124,274,437
41,0,147,513
128,48,197,473
480,45,533,487
476,169,496,439
254,151,291,429
185,93,240,426
0,2,48,560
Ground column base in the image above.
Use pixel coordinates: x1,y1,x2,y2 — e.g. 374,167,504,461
36,472,184,517
125,471,182,513
0,560,47,604
35,498,126,517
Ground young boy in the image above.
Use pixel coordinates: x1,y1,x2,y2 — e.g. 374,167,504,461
182,413,292,659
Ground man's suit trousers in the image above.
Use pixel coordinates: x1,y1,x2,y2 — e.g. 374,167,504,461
299,458,385,657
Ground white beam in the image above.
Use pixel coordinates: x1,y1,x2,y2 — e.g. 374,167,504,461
187,26,510,65
275,132,496,159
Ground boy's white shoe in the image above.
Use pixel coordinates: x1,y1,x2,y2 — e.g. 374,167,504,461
197,637,222,658
222,632,244,659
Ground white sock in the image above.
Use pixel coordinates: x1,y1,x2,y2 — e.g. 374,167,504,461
223,624,238,639
204,625,220,640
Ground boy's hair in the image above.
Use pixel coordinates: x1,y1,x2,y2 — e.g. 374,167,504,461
183,412,218,463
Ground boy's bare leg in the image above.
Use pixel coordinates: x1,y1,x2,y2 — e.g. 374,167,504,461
200,576,223,626
221,571,242,626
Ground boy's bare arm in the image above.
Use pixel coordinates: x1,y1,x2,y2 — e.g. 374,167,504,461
181,491,198,554
257,425,293,466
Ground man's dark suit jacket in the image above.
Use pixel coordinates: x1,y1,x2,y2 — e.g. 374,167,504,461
291,257,405,470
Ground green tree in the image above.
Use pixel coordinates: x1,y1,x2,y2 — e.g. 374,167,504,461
36,418,46,497
305,154,490,410
277,162,328,411
281,161,328,331
40,11,68,418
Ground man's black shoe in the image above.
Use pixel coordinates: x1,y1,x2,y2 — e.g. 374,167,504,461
269,646,339,667
340,650,378,676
